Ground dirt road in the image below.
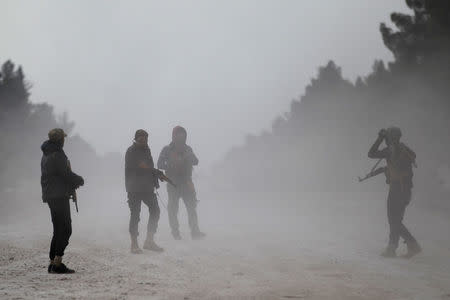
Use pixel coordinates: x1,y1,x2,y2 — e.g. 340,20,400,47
1,194,450,299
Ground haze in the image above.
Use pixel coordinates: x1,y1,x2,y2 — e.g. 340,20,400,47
3,1,450,299
1,0,407,166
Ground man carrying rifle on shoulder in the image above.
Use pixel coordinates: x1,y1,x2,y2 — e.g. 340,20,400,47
367,127,421,258
125,129,172,254
41,128,84,274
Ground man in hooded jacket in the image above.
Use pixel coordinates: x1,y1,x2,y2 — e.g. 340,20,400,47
41,128,84,274
157,126,205,240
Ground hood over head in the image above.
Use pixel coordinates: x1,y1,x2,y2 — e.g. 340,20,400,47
172,126,187,144
41,140,63,156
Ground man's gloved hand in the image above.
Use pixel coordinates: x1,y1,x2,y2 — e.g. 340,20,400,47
71,176,84,190
378,129,387,139
154,169,164,177
75,176,84,188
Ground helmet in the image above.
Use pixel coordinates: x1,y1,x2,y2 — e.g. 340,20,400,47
386,127,402,143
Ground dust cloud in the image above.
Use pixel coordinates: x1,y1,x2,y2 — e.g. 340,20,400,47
1,1,450,299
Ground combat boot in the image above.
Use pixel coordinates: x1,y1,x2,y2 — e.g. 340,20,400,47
403,242,422,259
191,230,206,240
48,259,54,273
172,231,182,240
50,256,75,274
143,233,164,252
130,236,143,254
380,246,396,258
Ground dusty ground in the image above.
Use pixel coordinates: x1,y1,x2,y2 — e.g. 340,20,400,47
1,193,450,300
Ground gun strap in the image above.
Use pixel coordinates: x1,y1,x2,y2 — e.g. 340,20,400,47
370,158,383,173
155,191,168,211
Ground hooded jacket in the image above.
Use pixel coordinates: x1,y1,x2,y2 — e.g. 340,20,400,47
157,126,198,183
40,140,84,202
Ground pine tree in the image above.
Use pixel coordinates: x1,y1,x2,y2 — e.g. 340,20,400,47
0,60,97,215
380,0,450,68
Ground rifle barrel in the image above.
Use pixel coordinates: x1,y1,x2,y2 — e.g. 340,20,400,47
358,167,386,183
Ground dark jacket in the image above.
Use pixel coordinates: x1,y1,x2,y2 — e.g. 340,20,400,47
125,143,159,193
157,143,198,183
40,140,84,202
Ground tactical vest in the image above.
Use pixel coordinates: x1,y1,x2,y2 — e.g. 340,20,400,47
385,143,415,190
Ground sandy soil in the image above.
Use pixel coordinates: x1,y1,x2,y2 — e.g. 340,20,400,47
1,194,450,300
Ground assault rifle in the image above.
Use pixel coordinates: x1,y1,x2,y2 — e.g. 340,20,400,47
358,166,386,182
67,160,79,213
358,158,386,183
155,169,176,187
138,161,176,187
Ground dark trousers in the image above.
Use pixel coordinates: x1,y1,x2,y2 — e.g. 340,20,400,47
47,198,72,260
387,184,417,249
167,183,200,234
128,192,160,238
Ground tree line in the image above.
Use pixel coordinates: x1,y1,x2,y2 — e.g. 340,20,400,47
214,0,450,210
0,60,121,217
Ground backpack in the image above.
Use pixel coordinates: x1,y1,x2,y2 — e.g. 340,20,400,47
386,143,416,185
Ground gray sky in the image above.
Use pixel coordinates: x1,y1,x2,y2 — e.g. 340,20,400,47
1,1,408,167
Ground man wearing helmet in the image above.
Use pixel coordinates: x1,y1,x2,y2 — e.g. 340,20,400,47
368,127,421,258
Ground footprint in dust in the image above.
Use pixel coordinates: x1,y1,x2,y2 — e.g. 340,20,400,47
58,277,71,281
282,289,312,299
139,263,158,270
138,282,157,287
321,272,352,280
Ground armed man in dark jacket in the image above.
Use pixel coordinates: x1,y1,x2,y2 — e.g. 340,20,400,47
157,126,205,240
41,128,84,274
368,127,421,258
125,129,165,253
